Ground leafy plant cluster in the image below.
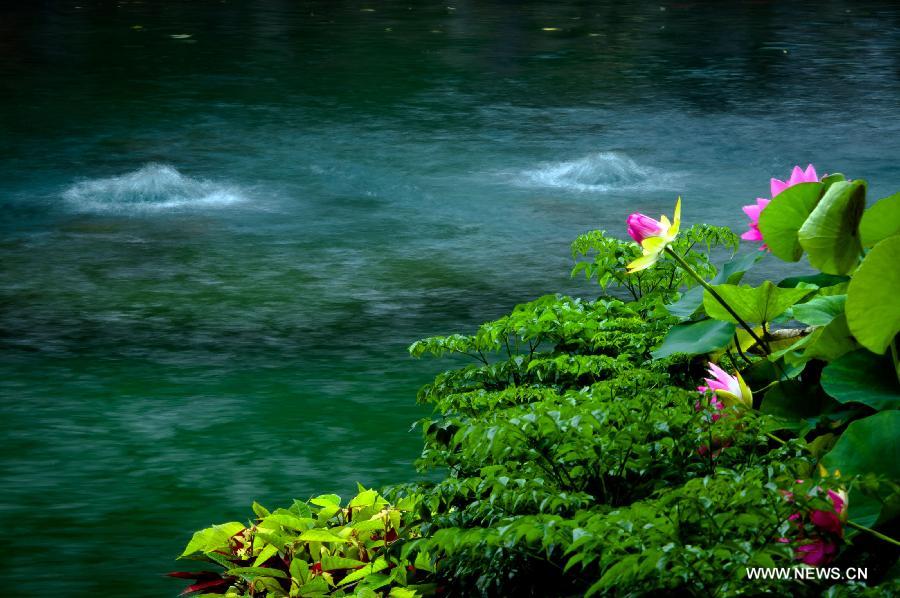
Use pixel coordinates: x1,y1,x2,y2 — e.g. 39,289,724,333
173,489,432,597
571,223,739,301
175,170,899,597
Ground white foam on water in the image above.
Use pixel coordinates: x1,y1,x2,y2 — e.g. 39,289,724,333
62,164,245,213
519,151,673,193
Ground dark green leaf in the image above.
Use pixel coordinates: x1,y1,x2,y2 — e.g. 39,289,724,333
651,319,736,358
820,349,900,411
822,411,900,481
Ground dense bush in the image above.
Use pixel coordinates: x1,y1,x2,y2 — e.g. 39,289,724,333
175,167,899,596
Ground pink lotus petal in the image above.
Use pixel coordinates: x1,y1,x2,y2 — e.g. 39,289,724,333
770,178,788,198
796,538,838,566
626,213,665,243
810,509,842,535
827,489,845,515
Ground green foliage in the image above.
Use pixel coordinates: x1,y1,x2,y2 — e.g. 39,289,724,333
758,182,824,261
652,318,735,358
571,224,738,300
174,488,431,597
845,235,900,354
798,180,866,275
702,281,812,326
859,192,900,248
821,411,900,481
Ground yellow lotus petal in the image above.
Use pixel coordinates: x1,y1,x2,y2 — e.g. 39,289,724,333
735,370,753,408
670,196,682,238
659,214,671,231
640,236,666,253
626,252,661,273
714,390,744,409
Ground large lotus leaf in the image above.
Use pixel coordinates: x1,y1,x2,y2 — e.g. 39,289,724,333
846,235,900,354
760,379,828,420
778,272,849,289
758,182,824,262
792,294,846,327
797,180,866,275
799,313,858,363
860,192,900,248
821,410,900,485
703,280,811,325
821,349,900,411
665,252,758,320
651,318,736,358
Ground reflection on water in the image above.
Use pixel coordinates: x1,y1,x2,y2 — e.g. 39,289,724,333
1,1,899,595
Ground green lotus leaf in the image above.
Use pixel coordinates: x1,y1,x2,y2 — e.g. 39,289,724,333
651,318,736,358
822,410,900,483
860,192,900,248
703,280,811,325
846,235,900,354
797,180,866,275
758,182,823,262
821,349,900,411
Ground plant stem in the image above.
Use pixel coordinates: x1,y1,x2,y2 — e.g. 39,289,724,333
890,337,900,386
764,432,786,446
848,520,900,547
664,247,769,354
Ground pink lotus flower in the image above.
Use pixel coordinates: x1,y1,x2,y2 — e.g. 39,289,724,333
625,198,681,273
741,164,819,250
779,482,849,567
740,197,770,247
697,363,752,409
796,538,839,567
627,213,667,244
770,164,819,198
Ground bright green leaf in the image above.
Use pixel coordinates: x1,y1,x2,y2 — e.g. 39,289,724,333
801,313,858,363
252,543,279,568
181,522,244,557
665,253,757,319
846,235,900,354
298,529,349,543
797,180,866,275
703,281,811,325
226,566,289,580
348,489,379,508
338,557,388,586
792,294,846,327
758,182,823,261
321,555,367,570
860,192,900,247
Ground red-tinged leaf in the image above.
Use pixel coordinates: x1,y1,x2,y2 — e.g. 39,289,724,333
180,577,230,595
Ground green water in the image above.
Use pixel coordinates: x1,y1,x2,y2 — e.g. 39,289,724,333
2,1,899,595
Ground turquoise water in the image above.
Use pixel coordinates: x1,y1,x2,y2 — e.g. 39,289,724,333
2,1,899,595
